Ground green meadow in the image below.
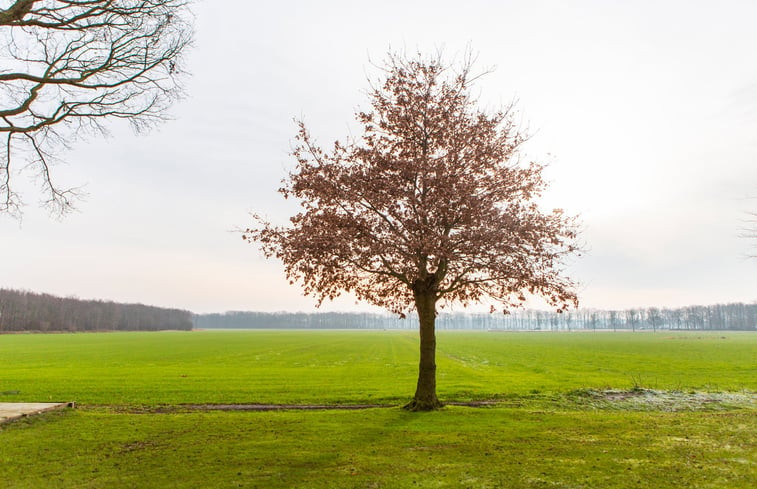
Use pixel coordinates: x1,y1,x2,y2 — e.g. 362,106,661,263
1,331,755,488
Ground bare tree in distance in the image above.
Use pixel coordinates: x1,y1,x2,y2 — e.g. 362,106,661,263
0,0,193,217
244,52,580,411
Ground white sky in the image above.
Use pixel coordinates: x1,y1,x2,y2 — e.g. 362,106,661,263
2,0,756,313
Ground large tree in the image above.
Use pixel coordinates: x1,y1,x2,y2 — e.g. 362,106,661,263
0,0,192,216
245,53,579,411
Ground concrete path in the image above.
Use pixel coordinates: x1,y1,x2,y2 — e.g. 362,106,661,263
0,402,73,424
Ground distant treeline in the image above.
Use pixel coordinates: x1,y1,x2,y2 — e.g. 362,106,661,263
0,289,193,332
194,303,757,331
193,311,408,330
3,287,753,332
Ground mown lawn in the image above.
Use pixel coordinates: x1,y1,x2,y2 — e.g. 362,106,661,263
1,406,754,489
0,330,754,405
0,331,755,488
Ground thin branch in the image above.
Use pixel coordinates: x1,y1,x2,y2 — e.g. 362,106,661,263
0,0,193,216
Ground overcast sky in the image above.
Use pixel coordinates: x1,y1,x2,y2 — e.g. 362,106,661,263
2,0,756,314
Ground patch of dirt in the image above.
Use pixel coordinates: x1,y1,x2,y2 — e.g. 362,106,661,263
568,388,756,411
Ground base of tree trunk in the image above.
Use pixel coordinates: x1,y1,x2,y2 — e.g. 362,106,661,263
402,398,444,411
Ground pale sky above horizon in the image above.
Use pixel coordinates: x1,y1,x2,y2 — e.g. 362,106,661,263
2,0,756,314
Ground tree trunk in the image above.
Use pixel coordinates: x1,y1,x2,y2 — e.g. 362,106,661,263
404,291,443,411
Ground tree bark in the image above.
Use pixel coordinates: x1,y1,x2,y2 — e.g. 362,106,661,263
404,290,443,411
0,1,36,25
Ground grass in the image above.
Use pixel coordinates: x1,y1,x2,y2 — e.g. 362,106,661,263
2,406,754,489
0,330,755,488
0,330,754,405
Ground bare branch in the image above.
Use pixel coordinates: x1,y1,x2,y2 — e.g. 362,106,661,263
741,209,757,259
0,0,193,216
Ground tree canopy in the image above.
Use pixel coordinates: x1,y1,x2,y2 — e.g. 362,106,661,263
245,52,580,409
247,53,578,316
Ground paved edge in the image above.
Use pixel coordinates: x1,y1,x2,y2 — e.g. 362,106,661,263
0,402,75,424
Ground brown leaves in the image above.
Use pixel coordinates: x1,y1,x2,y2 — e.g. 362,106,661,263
247,51,579,315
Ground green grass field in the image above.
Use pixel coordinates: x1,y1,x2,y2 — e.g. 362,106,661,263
1,331,755,488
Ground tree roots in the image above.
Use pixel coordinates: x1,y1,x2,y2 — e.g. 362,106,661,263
402,398,444,412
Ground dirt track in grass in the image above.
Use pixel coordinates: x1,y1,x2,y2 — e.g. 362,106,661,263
100,400,501,413
92,390,756,414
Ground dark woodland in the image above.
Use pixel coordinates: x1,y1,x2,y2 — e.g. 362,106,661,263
0,288,192,332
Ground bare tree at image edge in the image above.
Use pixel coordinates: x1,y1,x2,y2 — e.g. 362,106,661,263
743,208,757,259
0,0,193,217
244,52,580,411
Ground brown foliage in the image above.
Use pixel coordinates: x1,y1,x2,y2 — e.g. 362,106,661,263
246,52,579,317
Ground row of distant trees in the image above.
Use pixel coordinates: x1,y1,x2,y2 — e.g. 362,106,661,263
194,303,757,331
2,287,753,332
0,289,192,332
